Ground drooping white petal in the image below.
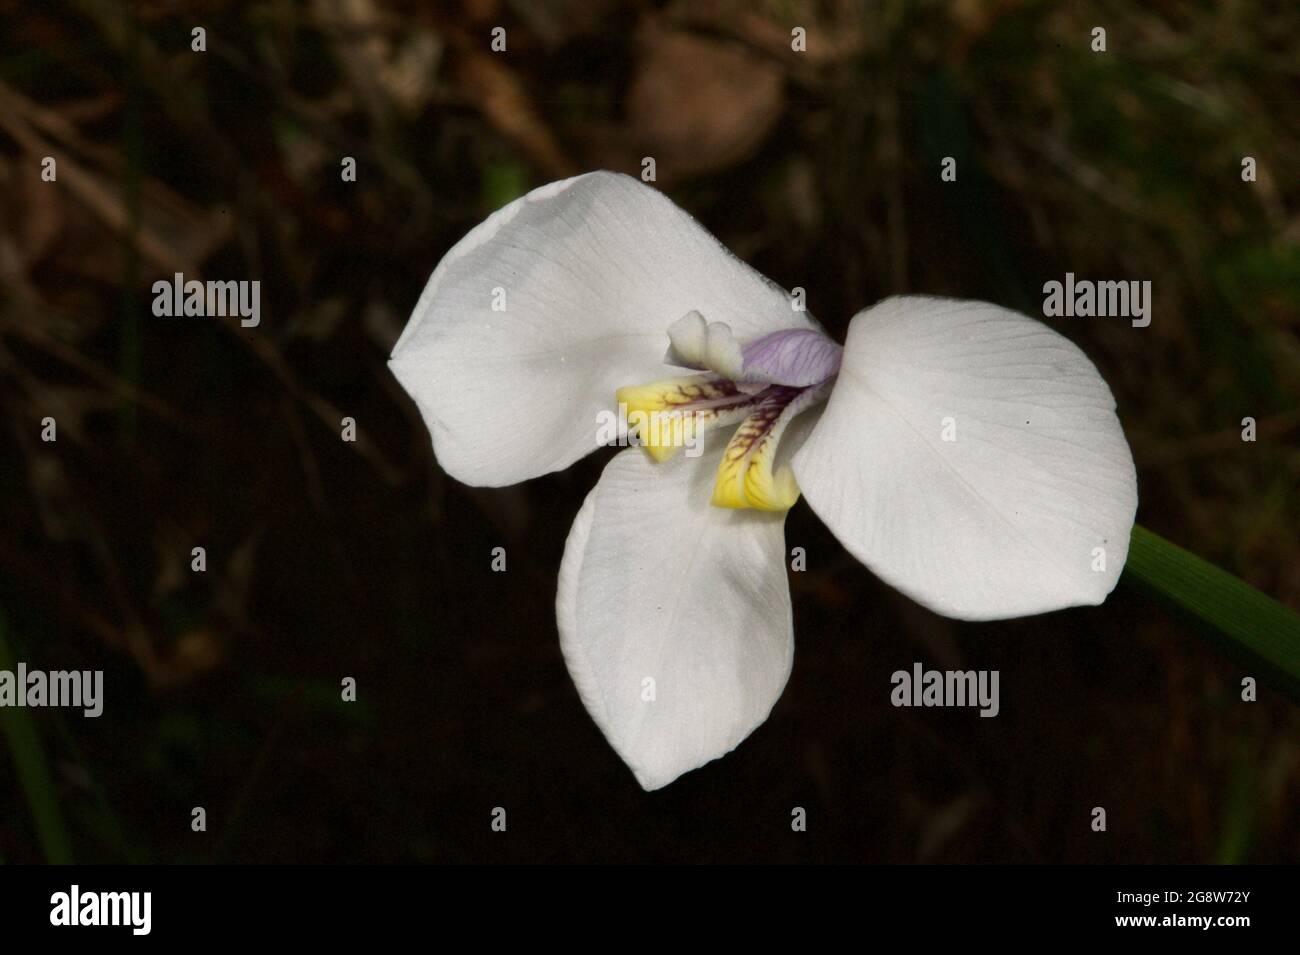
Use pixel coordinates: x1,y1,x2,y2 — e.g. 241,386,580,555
556,435,794,790
390,172,815,487
792,296,1138,620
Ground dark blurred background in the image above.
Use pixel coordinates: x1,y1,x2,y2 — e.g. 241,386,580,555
0,0,1297,863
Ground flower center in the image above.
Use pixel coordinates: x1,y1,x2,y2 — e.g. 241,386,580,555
615,314,842,511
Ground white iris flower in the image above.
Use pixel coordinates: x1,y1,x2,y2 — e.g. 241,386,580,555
390,172,1137,790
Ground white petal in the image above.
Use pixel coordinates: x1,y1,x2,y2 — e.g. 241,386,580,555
792,296,1138,620
556,437,794,790
390,172,815,487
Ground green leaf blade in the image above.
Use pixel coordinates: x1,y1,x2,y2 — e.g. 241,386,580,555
1123,524,1300,695
0,613,74,864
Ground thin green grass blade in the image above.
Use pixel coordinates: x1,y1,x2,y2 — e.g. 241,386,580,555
1123,524,1300,696
0,612,74,863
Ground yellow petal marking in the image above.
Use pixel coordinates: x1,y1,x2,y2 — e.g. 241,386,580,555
615,375,754,462
711,385,825,511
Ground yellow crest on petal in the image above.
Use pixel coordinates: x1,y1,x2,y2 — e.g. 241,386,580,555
711,405,802,512
615,372,828,513
616,375,750,463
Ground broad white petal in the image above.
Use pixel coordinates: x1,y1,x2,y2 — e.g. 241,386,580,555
557,437,794,790
792,296,1138,620
390,172,815,486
